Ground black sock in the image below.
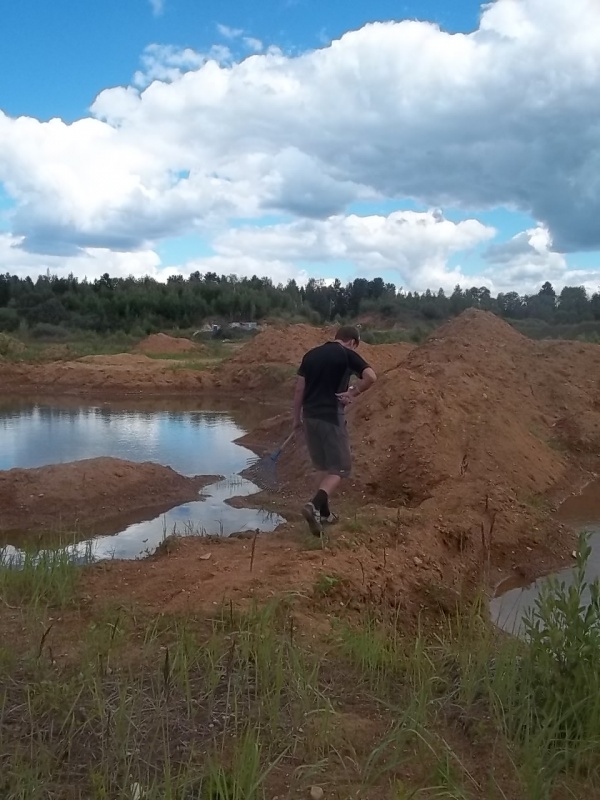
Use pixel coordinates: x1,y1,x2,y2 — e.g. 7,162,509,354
312,489,329,516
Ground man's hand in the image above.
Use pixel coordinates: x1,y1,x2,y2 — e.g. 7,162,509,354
337,367,377,407
335,389,355,407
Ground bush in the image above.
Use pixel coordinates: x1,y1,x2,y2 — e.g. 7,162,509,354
520,531,600,758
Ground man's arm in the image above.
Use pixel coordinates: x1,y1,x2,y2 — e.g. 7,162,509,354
336,367,377,406
293,375,305,428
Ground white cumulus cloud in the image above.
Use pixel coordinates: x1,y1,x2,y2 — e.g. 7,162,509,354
0,0,600,290
177,210,495,291
0,234,177,282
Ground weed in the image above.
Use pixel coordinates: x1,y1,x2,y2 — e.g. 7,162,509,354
344,513,366,534
2,543,600,798
0,542,92,609
314,573,342,596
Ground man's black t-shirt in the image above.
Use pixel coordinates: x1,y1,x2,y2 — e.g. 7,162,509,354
298,341,370,424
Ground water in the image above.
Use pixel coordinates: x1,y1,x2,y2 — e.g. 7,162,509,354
0,397,285,560
490,479,600,635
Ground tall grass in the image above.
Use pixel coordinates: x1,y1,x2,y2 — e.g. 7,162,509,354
2,534,600,797
0,542,92,608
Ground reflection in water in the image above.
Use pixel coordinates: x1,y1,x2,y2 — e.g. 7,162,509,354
0,398,285,562
0,401,262,476
2,477,284,563
490,480,600,636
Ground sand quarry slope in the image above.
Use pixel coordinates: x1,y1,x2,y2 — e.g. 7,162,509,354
239,310,600,597
0,457,214,535
0,325,411,395
216,324,414,390
18,310,600,619
133,332,205,355
0,352,213,394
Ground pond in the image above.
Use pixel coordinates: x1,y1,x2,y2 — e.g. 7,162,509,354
0,396,285,560
490,479,600,635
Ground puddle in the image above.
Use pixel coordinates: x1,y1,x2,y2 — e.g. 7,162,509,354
490,479,600,636
1,477,282,563
0,397,285,560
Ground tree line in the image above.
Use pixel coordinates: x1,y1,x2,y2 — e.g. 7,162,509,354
0,271,599,337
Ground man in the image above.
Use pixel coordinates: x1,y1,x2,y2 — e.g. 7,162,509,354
293,325,377,536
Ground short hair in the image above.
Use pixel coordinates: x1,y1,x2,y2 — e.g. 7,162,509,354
335,325,360,345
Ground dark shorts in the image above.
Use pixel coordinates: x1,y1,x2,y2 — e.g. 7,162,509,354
303,417,352,477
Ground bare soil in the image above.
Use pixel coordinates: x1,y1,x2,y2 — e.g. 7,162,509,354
0,325,412,396
215,324,413,390
3,311,600,799
0,352,213,394
2,311,600,614
133,332,206,354
0,457,215,535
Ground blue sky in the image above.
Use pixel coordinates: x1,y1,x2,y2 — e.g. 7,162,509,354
2,0,484,122
1,0,599,294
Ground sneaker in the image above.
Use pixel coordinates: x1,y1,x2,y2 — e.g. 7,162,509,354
322,512,339,525
301,502,323,537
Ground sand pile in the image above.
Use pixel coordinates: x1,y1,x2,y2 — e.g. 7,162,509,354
0,353,213,394
134,333,203,355
0,457,214,535
269,310,600,587
218,324,413,390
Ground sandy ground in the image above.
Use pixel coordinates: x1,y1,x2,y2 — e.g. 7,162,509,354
133,332,207,354
0,457,215,535
2,311,600,617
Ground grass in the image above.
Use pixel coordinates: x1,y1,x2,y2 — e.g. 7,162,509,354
2,532,600,798
0,331,237,364
0,542,92,609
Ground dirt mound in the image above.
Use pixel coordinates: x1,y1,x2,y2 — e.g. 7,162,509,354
134,333,203,354
266,310,600,594
0,353,213,394
0,324,409,396
0,457,215,535
218,324,413,390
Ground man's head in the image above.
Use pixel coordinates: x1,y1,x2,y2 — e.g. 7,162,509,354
335,325,361,350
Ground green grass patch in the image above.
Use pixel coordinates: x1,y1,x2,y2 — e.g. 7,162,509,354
0,543,91,609
2,534,600,797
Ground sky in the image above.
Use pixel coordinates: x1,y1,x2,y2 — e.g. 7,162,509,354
1,0,600,295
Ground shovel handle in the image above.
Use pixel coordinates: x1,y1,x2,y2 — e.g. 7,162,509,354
271,430,296,461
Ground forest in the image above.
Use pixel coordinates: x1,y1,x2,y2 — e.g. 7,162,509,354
1,271,599,340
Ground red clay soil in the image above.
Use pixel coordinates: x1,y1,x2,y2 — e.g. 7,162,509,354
0,353,214,395
82,310,600,619
3,310,600,620
0,325,409,396
271,311,600,578
133,332,205,354
0,457,215,535
215,324,414,391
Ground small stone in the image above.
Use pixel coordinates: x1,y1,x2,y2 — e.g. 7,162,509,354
413,556,423,567
310,787,324,800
